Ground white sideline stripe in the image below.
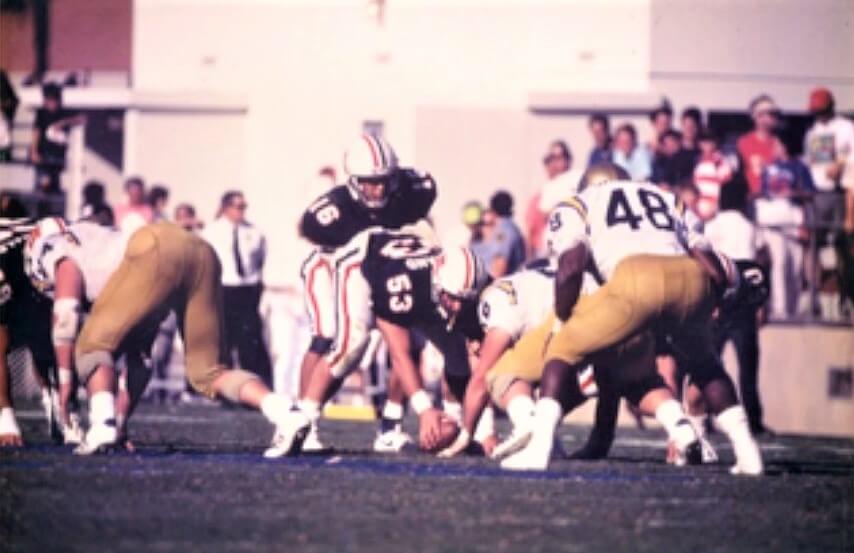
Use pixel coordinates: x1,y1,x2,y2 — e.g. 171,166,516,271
15,410,211,424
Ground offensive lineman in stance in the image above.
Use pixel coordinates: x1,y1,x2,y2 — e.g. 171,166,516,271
28,221,296,454
502,164,763,474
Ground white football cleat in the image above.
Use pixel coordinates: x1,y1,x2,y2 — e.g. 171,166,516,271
264,410,310,459
730,441,764,476
373,428,413,453
63,413,85,445
490,425,533,461
500,442,552,471
74,423,118,455
301,423,329,453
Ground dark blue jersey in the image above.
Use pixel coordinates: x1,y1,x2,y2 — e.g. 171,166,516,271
300,169,437,249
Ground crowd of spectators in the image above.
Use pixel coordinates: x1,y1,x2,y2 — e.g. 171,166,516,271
501,90,852,323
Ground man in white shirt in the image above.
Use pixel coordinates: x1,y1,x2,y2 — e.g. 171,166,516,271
804,88,853,231
203,191,272,387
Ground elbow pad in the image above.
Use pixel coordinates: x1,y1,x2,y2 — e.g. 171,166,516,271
52,297,81,345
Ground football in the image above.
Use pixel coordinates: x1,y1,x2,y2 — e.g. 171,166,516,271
421,416,461,454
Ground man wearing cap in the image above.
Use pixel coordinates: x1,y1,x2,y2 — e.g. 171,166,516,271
804,88,854,238
737,94,785,198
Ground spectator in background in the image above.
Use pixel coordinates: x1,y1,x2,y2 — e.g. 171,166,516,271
175,203,203,232
693,129,734,221
30,83,84,195
148,185,170,222
80,179,107,216
756,141,814,319
445,200,484,250
474,203,522,279
680,106,702,162
0,69,19,162
114,176,153,235
804,87,853,249
613,123,652,181
651,129,695,191
202,191,272,387
483,191,526,277
704,182,770,435
737,94,784,198
646,102,674,155
587,113,612,167
526,140,578,257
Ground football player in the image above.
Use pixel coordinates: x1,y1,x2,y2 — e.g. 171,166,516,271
502,164,763,475
265,231,490,457
26,221,298,454
1,203,70,446
435,258,598,458
298,134,437,451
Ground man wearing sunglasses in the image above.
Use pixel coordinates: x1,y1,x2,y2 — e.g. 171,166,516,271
203,191,272,387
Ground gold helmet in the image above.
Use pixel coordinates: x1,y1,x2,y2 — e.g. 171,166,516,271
578,163,630,191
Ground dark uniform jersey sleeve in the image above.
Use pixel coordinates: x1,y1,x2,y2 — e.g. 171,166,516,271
299,186,371,249
382,169,437,228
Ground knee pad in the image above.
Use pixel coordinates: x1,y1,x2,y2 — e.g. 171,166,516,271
309,336,334,355
75,350,114,384
196,367,259,402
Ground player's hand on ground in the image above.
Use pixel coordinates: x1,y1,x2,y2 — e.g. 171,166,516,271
0,433,24,447
418,408,444,451
437,428,471,458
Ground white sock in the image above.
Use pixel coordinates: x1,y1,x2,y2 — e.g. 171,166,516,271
715,405,763,474
89,391,116,427
442,400,462,424
655,399,696,449
298,398,321,422
687,413,707,439
382,401,404,421
529,397,562,450
40,387,52,415
473,406,495,442
506,395,535,428
0,407,21,436
260,393,293,424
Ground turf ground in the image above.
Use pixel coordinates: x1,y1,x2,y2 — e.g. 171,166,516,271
2,401,852,553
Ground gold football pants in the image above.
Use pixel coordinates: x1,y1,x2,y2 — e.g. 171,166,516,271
75,223,250,398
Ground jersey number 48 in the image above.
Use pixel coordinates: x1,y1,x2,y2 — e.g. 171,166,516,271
605,188,675,231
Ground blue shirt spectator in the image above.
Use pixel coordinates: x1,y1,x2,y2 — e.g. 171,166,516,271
587,113,612,168
475,191,526,277
612,123,652,180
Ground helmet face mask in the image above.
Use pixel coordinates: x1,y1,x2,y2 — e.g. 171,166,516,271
348,171,399,210
344,134,399,209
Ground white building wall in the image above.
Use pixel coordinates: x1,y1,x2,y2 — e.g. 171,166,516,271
131,0,852,285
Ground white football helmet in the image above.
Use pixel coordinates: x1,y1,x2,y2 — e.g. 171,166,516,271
434,246,489,301
343,134,399,209
24,217,78,297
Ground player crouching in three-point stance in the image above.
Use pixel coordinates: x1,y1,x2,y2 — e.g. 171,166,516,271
502,164,764,475
30,221,296,454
